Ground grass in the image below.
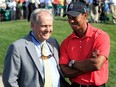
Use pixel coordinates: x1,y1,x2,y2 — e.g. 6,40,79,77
0,17,116,87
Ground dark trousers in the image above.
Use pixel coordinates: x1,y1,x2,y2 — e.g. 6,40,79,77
71,82,105,87
27,3,36,21
0,9,5,21
52,4,60,16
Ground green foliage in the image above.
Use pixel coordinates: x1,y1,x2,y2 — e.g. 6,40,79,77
0,18,116,87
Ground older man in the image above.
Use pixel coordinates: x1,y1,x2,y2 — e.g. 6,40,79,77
2,9,70,87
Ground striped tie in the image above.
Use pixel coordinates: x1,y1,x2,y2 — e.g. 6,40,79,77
42,41,53,87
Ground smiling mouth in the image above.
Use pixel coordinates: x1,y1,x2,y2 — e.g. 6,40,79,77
71,23,77,27
43,32,51,36
43,33,49,36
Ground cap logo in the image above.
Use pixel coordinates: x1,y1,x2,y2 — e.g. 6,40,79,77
69,4,73,10
84,8,86,12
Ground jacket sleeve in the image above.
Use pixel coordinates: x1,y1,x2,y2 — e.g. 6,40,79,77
2,44,20,87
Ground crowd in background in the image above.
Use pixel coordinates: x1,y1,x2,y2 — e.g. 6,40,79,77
0,0,116,24
86,0,116,24
0,0,71,21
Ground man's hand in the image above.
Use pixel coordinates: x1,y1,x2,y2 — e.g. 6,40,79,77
91,49,100,58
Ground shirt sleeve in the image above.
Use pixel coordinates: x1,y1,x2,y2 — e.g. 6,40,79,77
93,32,110,59
59,39,70,65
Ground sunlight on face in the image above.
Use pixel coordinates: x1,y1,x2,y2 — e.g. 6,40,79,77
32,13,53,42
68,13,87,32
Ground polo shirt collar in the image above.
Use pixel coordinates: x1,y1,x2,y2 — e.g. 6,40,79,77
71,23,93,39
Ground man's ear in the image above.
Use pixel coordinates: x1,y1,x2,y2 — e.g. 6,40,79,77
84,13,88,19
31,22,34,28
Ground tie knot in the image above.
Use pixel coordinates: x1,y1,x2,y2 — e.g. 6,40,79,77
42,41,48,59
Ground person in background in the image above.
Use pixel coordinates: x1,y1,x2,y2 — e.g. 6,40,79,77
104,0,110,15
86,0,94,22
44,0,53,15
38,0,45,8
7,0,17,20
60,1,110,87
22,0,27,19
109,0,116,24
0,0,6,9
27,0,36,21
15,0,23,20
2,9,70,87
0,0,6,21
89,0,100,23
99,0,110,22
63,0,72,15
52,0,60,16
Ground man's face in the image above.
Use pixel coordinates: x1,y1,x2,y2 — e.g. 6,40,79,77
68,13,87,33
32,14,53,42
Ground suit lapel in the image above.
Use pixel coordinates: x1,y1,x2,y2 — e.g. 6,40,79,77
24,34,44,80
47,40,63,76
47,41,59,64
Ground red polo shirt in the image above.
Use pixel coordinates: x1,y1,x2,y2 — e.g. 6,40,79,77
59,23,110,86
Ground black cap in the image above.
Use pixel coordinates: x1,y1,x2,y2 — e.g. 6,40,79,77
63,1,88,17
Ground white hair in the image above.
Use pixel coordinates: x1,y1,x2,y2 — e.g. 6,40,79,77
30,9,53,23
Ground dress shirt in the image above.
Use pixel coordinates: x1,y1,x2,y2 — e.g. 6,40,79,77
7,1,16,10
31,31,60,87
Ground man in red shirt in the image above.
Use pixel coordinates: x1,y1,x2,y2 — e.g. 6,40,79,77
59,1,110,87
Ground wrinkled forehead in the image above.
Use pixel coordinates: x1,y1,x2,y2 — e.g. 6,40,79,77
37,15,53,25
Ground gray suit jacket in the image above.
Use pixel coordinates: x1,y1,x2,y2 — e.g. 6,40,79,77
2,32,70,87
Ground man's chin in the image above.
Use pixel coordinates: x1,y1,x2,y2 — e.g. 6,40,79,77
43,37,50,40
